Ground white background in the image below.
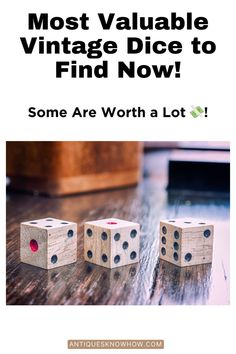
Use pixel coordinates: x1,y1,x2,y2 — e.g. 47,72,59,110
0,0,235,353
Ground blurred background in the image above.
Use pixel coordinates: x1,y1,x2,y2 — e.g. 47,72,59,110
6,141,230,196
6,141,230,305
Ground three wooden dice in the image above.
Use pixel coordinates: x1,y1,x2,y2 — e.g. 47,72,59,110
84,218,140,268
159,218,214,267
20,217,77,269
20,215,214,270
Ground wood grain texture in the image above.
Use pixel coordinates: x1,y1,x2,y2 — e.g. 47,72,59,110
7,142,142,196
159,218,214,267
6,150,230,305
84,218,140,268
20,218,77,269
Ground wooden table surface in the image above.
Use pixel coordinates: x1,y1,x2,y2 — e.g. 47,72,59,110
6,151,230,305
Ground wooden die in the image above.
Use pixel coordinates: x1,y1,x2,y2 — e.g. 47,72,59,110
159,218,214,267
84,218,140,268
20,217,77,269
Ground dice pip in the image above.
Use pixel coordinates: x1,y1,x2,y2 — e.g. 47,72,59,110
20,217,77,269
84,218,140,268
159,218,214,267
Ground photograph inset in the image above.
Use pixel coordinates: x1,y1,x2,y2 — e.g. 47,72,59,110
6,141,230,305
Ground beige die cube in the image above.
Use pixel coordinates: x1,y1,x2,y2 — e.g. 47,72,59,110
159,218,214,267
84,218,140,269
20,217,77,269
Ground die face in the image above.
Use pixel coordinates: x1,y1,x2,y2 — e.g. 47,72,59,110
47,223,77,269
20,224,48,269
159,219,214,267
21,217,75,230
84,222,112,268
20,218,77,269
84,219,140,269
180,226,214,266
160,217,213,233
159,222,182,265
85,218,139,230
159,222,182,266
110,226,140,268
